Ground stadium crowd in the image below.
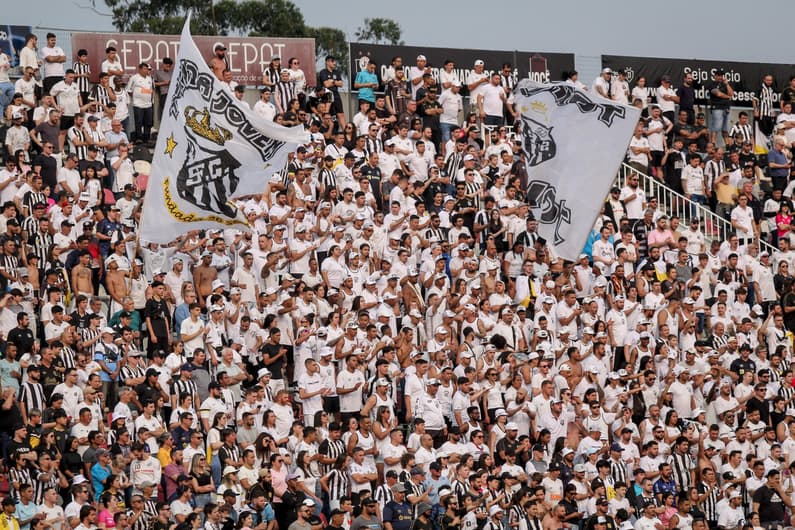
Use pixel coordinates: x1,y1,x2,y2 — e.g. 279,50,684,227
2,28,795,530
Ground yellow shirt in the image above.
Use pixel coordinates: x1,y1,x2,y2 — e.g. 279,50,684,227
715,181,736,205
0,513,20,530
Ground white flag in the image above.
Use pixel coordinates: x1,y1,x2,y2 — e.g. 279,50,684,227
513,80,640,260
138,18,308,244
754,121,769,155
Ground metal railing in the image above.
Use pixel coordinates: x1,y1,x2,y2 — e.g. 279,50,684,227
615,163,777,254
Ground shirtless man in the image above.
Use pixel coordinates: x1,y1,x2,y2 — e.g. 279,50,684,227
542,503,568,530
71,251,95,297
209,45,228,81
105,259,129,316
192,252,217,309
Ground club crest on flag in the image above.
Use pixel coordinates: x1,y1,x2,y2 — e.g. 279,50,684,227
520,114,556,167
177,106,240,219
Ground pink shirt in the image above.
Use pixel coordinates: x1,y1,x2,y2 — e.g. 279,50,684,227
647,228,674,252
98,509,115,529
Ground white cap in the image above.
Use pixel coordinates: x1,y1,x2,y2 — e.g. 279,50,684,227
505,422,519,430
211,279,225,290
495,408,507,418
475,59,485,67
489,506,504,517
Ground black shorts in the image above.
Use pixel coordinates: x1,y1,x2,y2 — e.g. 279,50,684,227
329,96,343,116
650,150,664,166
324,395,340,413
60,115,74,131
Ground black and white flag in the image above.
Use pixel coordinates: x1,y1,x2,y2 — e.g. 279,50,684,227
514,80,640,260
139,17,307,243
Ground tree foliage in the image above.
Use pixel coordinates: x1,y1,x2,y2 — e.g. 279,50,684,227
308,27,349,73
354,17,403,45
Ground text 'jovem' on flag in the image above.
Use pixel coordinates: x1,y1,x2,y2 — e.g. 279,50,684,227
138,17,308,244
513,80,640,261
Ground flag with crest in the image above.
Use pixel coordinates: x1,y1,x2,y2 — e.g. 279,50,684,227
513,80,640,260
139,16,308,243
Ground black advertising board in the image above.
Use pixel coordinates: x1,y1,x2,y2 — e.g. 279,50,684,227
350,43,574,89
602,54,795,107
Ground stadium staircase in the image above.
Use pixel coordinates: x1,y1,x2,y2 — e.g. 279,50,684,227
614,163,777,254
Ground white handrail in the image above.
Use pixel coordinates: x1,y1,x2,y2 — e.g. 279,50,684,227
615,163,777,255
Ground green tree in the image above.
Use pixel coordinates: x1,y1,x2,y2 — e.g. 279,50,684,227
354,17,403,45
309,26,349,74
226,0,307,38
104,0,345,69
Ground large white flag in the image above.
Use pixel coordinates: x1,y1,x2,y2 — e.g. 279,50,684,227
513,80,640,260
139,18,308,243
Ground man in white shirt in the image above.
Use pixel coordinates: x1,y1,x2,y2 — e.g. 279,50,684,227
50,70,81,150
716,491,745,529
40,33,66,94
730,195,757,244
100,46,125,85
467,60,489,107
127,62,154,144
634,501,663,530
593,68,612,99
477,73,507,126
253,88,276,121
439,82,463,144
337,355,365,422
627,124,651,174
656,75,679,122
610,70,630,104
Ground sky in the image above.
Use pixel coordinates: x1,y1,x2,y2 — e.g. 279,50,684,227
6,0,795,65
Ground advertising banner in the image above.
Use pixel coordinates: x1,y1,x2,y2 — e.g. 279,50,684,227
0,25,32,68
602,54,795,107
72,32,316,85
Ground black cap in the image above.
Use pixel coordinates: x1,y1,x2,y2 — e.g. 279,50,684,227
214,44,226,51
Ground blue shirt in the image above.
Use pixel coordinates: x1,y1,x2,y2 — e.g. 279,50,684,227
0,359,20,392
355,70,378,103
383,501,412,530
653,477,677,501
94,342,119,382
91,462,112,500
768,148,789,177
15,500,36,530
